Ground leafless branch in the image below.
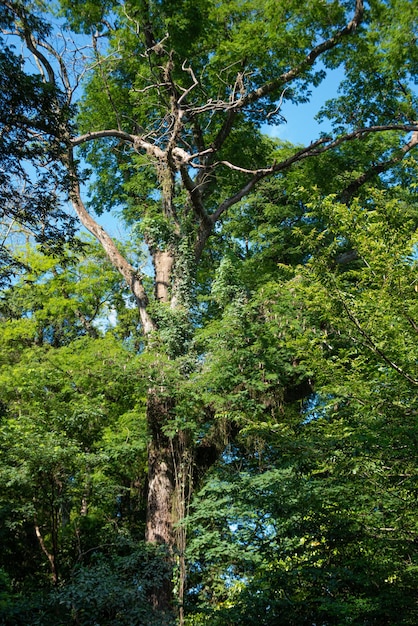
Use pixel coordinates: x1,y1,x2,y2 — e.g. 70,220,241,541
177,61,199,106
266,88,289,120
206,124,418,178
65,149,155,334
203,123,418,239
72,123,418,234
36,36,74,102
25,31,56,86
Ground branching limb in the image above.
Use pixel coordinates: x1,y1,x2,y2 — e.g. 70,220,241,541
66,149,155,334
340,129,418,203
24,30,57,86
173,0,363,122
178,60,200,106
72,129,190,164
266,88,289,121
241,0,365,109
179,164,211,227
203,122,418,256
212,173,264,224
339,295,418,386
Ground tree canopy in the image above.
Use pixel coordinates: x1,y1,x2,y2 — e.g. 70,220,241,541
0,0,417,624
0,1,77,283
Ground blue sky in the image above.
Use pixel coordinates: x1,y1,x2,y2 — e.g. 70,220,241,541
93,67,345,238
262,66,344,145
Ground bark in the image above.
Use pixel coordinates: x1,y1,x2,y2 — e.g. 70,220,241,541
67,150,155,335
145,393,199,618
145,392,176,612
154,249,175,302
34,520,59,585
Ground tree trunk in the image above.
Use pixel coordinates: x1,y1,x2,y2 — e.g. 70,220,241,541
34,521,59,585
154,249,175,302
146,439,175,547
145,391,176,612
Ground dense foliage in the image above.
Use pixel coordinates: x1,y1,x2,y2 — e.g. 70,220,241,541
0,2,76,283
0,1,417,624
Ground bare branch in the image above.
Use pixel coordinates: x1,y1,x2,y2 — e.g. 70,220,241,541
66,149,155,334
171,0,364,123
71,129,192,165
266,88,289,121
208,123,418,227
25,31,57,86
177,61,199,106
207,124,418,178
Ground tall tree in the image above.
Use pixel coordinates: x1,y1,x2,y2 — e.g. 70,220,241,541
2,0,418,617
184,178,418,625
0,242,167,624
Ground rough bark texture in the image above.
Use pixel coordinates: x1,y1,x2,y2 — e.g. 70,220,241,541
146,449,174,546
145,392,176,612
154,250,175,303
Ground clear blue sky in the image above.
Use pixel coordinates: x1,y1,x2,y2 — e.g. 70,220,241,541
262,67,344,145
93,67,345,238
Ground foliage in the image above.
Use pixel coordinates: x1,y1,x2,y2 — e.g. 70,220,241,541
0,2,76,283
0,543,174,626
1,1,418,624
184,183,418,625
0,244,156,621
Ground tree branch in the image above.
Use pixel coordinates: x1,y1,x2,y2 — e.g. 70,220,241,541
240,0,365,109
35,522,58,585
71,129,191,165
340,130,418,203
339,295,418,386
212,174,264,224
66,149,155,334
179,165,211,227
208,124,418,223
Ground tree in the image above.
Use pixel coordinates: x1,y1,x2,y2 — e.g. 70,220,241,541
184,179,418,625
0,1,77,283
1,0,418,618
0,242,173,624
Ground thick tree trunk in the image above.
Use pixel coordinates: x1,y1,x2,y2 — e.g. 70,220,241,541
154,249,175,303
146,441,175,547
145,391,176,612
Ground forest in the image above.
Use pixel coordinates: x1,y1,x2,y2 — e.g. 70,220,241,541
0,0,417,624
